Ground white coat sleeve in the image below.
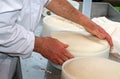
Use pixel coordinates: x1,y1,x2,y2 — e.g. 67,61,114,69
0,0,34,58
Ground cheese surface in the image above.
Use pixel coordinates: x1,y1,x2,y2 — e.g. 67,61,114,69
44,15,84,31
64,57,120,79
51,31,109,55
42,15,91,37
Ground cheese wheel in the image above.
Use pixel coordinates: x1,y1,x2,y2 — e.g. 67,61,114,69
43,15,84,30
62,57,120,79
42,15,90,37
51,31,110,57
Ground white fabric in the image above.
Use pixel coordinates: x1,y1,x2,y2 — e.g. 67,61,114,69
92,17,120,55
0,0,50,58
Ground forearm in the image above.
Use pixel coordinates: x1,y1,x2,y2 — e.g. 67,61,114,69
33,36,43,53
46,0,94,29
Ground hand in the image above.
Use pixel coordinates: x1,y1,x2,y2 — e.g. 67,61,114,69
34,37,74,65
85,22,113,47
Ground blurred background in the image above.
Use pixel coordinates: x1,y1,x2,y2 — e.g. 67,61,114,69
73,0,120,12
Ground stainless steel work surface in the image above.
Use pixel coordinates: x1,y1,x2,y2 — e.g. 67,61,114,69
45,62,61,79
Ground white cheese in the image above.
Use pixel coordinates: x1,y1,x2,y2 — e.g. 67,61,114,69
42,15,90,36
63,57,120,79
51,31,109,57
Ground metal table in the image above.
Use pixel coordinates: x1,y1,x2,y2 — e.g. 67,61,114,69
45,62,61,79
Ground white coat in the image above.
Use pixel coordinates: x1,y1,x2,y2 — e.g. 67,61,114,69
0,0,50,58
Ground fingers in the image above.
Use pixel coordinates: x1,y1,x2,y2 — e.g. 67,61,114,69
98,31,113,47
93,30,105,39
50,49,74,65
40,37,73,65
105,33,113,47
59,51,74,64
51,38,74,65
51,57,63,65
95,32,113,47
54,38,69,48
91,28,113,47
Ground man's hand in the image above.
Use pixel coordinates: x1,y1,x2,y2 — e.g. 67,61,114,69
34,36,74,65
83,20,113,47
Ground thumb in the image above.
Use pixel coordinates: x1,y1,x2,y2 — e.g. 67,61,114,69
63,43,69,48
57,39,69,48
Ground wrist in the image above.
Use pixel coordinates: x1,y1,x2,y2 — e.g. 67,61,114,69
33,36,43,53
